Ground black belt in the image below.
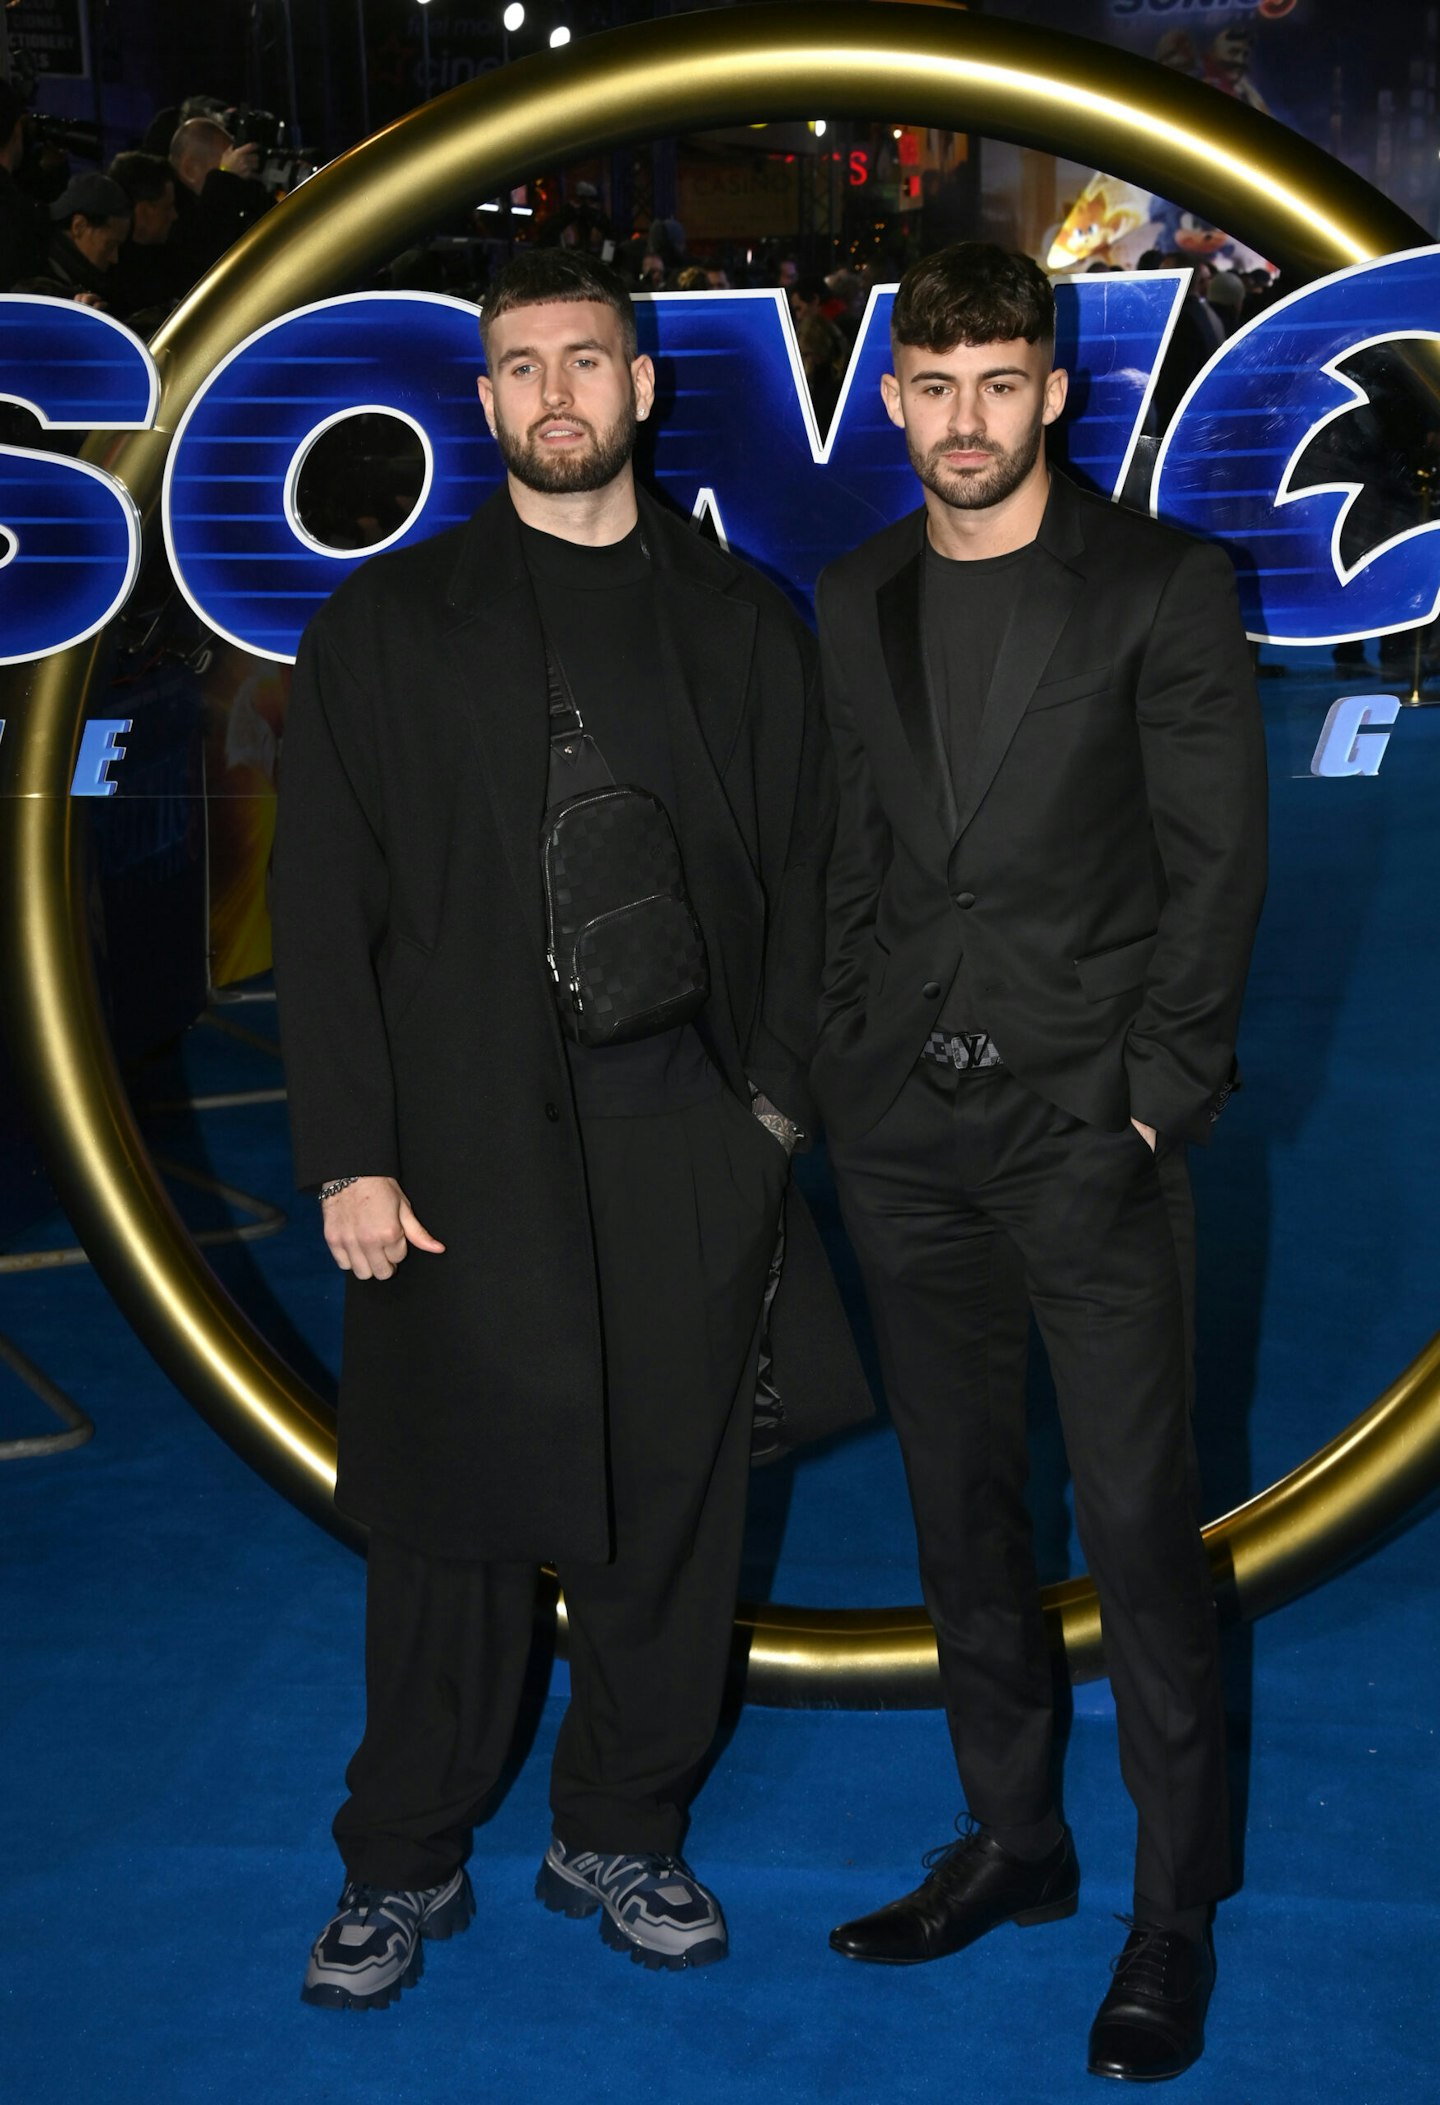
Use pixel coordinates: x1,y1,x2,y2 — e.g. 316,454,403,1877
921,1029,1004,1073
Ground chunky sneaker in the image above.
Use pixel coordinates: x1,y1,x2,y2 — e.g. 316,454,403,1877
535,1835,728,1971
301,1866,475,2010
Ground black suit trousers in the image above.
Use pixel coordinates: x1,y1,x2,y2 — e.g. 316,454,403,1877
830,1061,1230,1915
332,1090,787,1888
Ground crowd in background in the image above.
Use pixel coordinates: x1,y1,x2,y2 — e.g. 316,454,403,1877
0,67,1281,426
0,73,1291,482
0,78,275,332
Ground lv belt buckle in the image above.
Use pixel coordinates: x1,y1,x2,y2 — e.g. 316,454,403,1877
925,1028,1002,1073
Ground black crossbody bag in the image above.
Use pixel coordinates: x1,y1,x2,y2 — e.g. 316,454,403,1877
540,644,710,1049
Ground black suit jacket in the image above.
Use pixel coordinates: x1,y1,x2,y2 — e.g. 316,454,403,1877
271,483,868,1562
812,469,1267,1146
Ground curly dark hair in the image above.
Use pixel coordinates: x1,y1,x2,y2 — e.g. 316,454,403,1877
479,249,636,360
892,243,1055,352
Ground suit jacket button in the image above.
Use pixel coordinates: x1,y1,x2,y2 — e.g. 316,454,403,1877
544,1101,561,1122
922,980,942,1000
953,891,976,910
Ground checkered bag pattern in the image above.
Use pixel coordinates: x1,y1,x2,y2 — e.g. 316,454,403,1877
544,785,709,1047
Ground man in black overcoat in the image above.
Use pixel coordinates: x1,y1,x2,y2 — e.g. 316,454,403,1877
271,251,866,2007
813,245,1267,2082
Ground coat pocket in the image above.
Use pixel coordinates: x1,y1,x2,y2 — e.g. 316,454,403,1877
1026,665,1111,713
1073,930,1157,1003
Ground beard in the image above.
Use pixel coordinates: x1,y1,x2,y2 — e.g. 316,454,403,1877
909,413,1045,512
493,391,638,495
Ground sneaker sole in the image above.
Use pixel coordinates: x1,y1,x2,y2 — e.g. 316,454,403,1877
537,1855,729,1970
535,1854,602,1919
598,1910,728,1971
300,1870,475,2011
423,1874,477,1942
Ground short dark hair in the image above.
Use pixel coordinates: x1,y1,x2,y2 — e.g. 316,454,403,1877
479,250,636,360
891,242,1055,353
108,151,174,207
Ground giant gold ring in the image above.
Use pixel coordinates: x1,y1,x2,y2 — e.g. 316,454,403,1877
3,5,1437,1703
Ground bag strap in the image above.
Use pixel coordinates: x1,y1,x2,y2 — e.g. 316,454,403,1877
544,637,614,799
545,639,585,742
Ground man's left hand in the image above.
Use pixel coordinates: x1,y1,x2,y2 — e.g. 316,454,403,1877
1131,1118,1158,1153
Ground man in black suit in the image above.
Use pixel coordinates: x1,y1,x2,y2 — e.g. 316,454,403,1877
272,251,865,2009
814,245,1266,2082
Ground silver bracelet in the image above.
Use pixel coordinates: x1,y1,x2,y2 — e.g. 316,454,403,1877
748,1085,800,1153
318,1176,361,1203
754,1108,799,1150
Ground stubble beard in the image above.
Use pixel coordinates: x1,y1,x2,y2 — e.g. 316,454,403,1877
911,413,1045,513
494,391,639,495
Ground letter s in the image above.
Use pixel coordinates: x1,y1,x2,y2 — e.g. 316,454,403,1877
0,297,157,666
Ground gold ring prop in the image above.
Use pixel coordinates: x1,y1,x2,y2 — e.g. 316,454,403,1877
3,5,1436,1704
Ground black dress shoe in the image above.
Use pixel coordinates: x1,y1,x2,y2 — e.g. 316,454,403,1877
1087,1920,1216,2083
828,1822,1079,1964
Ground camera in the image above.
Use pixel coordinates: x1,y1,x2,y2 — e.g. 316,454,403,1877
226,106,282,160
27,114,104,162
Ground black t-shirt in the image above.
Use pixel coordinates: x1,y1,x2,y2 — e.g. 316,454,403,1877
922,537,1034,1034
923,536,1033,800
520,517,720,1119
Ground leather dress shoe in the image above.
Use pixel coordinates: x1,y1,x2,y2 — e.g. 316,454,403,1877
828,1822,1079,1964
1087,1920,1216,2083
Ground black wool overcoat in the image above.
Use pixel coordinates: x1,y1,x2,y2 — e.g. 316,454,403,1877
271,484,870,1563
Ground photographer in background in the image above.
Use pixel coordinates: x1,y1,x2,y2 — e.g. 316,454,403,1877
109,150,187,328
16,170,131,312
168,113,271,283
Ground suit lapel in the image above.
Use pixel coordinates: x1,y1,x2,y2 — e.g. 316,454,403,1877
954,471,1088,840
441,490,550,956
877,546,960,846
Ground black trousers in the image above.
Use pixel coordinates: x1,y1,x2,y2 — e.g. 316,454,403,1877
829,1061,1230,1917
333,1090,787,1890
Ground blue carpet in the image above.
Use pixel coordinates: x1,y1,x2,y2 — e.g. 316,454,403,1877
3,648,1439,2100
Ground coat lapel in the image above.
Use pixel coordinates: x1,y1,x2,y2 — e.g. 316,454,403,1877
641,491,765,1079
876,540,960,847
953,471,1088,840
441,490,551,956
